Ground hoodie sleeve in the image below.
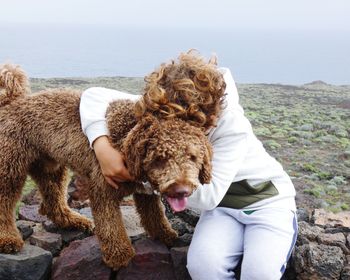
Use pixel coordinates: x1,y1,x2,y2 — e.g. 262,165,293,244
187,109,250,210
187,67,249,210
80,87,140,147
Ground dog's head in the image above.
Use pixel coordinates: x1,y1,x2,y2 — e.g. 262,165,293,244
122,115,212,212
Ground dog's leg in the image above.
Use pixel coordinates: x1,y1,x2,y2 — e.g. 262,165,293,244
133,193,178,246
29,160,93,232
87,172,135,270
0,175,26,253
0,142,27,253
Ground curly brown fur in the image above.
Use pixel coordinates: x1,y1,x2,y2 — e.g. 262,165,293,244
0,64,30,106
135,50,226,131
120,114,213,188
0,64,213,269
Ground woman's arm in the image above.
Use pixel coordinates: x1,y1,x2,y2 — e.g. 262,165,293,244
80,87,140,187
187,68,249,210
187,109,251,210
80,87,140,146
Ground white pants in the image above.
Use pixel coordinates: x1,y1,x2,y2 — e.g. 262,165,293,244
187,207,298,280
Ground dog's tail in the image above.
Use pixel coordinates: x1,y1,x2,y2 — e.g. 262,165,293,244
0,64,29,106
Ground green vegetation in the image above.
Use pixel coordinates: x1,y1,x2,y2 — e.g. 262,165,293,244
238,82,350,213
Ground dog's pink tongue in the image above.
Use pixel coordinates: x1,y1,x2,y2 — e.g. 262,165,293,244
166,197,188,212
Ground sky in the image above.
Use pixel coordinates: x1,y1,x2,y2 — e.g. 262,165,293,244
1,0,349,83
1,0,349,31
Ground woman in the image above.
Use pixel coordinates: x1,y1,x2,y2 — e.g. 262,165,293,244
80,52,297,280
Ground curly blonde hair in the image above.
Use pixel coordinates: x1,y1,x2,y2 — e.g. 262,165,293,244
134,50,226,130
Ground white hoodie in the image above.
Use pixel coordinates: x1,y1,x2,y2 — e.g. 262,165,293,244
80,68,296,211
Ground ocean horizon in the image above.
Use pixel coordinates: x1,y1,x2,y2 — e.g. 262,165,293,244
1,23,349,85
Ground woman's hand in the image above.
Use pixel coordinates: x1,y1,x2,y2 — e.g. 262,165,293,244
93,136,134,189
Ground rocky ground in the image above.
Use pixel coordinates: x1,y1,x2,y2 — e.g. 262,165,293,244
1,77,349,279
3,181,350,280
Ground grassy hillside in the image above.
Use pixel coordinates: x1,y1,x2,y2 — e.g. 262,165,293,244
29,77,350,212
238,82,350,212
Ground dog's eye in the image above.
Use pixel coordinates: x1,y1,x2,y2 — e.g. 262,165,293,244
152,157,167,168
190,155,197,162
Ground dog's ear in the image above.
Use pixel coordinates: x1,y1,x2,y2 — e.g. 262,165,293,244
122,115,156,180
199,138,213,184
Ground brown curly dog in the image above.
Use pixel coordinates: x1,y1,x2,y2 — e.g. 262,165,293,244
0,59,218,269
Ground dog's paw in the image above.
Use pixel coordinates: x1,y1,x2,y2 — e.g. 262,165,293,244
49,209,94,233
0,234,24,254
158,229,178,247
69,215,94,233
102,245,135,270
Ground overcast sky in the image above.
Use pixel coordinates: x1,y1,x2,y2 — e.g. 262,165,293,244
1,0,349,31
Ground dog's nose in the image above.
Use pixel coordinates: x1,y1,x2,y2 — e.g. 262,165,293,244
167,185,191,198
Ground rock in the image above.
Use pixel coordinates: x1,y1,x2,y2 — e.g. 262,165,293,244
120,206,145,237
68,199,90,209
19,205,47,223
296,208,310,222
59,230,91,246
288,210,350,279
42,220,59,233
21,189,42,205
318,232,349,254
292,244,345,280
117,238,176,280
342,255,350,279
29,231,62,256
173,233,193,247
169,217,194,236
130,233,147,243
67,185,77,198
16,220,36,240
317,232,346,246
120,198,135,206
78,207,93,220
312,209,350,227
325,227,350,234
174,208,200,227
342,266,350,280
43,219,91,245
79,206,145,238
170,247,191,280
297,221,324,244
52,236,111,280
0,244,52,280
66,177,91,209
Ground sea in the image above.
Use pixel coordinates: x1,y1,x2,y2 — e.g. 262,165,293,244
0,24,349,85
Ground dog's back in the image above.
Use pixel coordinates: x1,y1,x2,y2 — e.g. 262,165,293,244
0,64,93,174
